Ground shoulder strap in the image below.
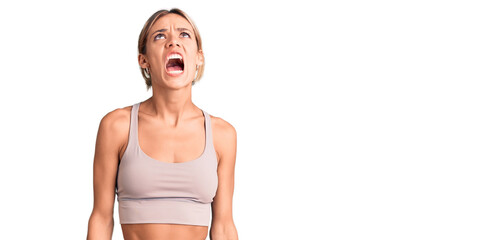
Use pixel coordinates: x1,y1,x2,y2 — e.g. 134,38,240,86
128,103,140,149
202,110,213,149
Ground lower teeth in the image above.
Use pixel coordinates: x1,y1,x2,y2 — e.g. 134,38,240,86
168,70,183,74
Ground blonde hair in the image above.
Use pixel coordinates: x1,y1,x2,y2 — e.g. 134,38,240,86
138,8,205,90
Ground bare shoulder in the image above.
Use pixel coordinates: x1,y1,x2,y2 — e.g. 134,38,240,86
209,114,237,145
100,105,131,135
97,105,132,159
208,114,237,164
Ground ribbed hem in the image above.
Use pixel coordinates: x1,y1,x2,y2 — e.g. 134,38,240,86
118,198,210,226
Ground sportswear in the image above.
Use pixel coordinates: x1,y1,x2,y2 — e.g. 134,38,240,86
115,102,218,226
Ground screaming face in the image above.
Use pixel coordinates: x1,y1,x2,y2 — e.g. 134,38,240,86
139,13,203,86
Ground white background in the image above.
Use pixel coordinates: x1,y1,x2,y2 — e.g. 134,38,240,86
0,0,502,239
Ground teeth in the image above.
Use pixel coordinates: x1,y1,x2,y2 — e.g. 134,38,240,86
168,53,183,60
167,70,183,74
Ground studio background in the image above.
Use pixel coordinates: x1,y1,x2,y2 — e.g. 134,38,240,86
0,0,501,239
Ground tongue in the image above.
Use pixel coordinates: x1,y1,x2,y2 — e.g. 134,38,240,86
167,65,183,72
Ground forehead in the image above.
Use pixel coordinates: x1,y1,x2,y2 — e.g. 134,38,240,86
151,14,193,31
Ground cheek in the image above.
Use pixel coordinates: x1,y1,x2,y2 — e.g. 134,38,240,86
184,42,199,62
146,50,162,65
185,54,199,69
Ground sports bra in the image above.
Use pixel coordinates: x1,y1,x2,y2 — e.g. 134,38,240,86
115,102,218,226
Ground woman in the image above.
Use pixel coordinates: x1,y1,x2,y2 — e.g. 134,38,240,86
87,8,239,240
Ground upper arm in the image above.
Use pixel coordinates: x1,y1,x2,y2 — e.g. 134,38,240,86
211,116,237,224
91,108,128,219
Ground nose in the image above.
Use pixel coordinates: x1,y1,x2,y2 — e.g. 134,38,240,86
168,41,180,47
165,34,181,48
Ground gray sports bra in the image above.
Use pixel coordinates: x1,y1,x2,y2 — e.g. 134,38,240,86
115,102,218,226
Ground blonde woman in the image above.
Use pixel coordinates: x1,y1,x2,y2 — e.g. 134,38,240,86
87,8,238,240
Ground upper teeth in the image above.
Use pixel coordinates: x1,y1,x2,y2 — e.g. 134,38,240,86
168,53,182,60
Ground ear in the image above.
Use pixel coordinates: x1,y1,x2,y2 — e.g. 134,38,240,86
196,49,204,66
138,53,149,69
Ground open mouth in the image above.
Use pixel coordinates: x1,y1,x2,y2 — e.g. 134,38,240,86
165,53,184,75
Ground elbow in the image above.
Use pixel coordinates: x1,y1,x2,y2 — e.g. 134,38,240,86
87,212,114,240
210,220,238,240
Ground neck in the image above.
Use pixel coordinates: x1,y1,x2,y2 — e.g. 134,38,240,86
144,83,199,128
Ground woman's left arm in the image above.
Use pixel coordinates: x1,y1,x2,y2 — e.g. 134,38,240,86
210,117,239,240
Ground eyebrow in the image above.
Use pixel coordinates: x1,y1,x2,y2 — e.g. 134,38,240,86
151,27,192,37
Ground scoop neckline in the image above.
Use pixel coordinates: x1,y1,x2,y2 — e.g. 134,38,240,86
136,102,207,165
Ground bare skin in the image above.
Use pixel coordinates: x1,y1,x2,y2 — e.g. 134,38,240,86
87,13,238,240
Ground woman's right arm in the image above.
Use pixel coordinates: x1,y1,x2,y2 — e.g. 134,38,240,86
87,109,126,240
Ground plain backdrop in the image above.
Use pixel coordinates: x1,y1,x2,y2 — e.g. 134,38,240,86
0,0,502,239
